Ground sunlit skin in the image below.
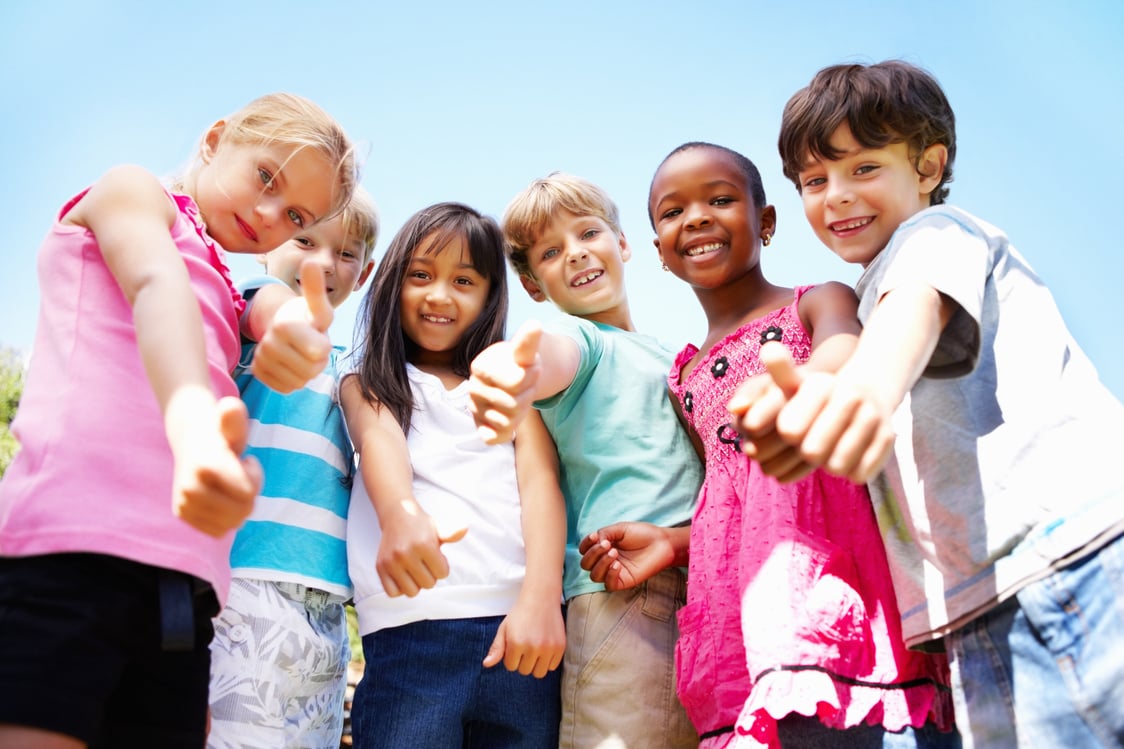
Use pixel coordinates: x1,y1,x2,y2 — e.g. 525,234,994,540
262,215,373,310
797,123,945,268
520,210,633,330
186,124,339,255
399,232,490,377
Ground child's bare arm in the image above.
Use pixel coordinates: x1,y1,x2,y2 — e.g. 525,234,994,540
579,522,690,591
739,283,953,483
468,321,580,444
72,165,259,536
245,261,334,394
340,376,464,597
483,410,567,678
730,282,862,482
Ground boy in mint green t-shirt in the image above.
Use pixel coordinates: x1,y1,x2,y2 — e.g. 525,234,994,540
469,172,702,749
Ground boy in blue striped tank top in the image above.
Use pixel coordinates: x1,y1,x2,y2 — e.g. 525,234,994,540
207,187,378,749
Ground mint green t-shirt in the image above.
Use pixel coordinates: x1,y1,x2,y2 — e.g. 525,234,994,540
535,316,703,600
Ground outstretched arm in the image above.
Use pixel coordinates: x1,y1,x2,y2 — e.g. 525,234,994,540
340,376,465,597
69,165,259,536
729,281,861,482
579,522,690,591
242,260,334,394
468,320,581,444
483,410,567,678
733,282,953,483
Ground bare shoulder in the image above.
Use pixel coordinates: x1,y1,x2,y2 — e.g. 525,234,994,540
65,164,173,229
798,281,861,337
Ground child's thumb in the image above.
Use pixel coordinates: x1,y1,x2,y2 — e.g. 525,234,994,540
217,396,250,454
299,260,334,333
510,320,543,369
481,623,506,668
437,525,468,545
760,341,802,396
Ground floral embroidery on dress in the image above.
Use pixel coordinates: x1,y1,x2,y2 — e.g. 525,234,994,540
716,422,741,450
711,356,729,378
760,326,784,345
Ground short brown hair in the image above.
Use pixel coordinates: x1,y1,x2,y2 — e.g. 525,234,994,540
502,172,621,277
778,60,956,205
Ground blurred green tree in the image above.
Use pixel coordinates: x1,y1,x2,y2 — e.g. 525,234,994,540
0,347,25,478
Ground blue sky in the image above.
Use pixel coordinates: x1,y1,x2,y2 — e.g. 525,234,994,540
3,1,1122,400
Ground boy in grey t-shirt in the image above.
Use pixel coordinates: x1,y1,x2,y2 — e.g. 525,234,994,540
733,59,1124,746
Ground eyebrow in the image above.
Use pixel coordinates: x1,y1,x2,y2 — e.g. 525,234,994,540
655,178,741,204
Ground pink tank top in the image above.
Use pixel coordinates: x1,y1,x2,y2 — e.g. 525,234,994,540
0,190,245,603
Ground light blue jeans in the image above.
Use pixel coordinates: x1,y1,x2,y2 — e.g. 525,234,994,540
948,533,1124,748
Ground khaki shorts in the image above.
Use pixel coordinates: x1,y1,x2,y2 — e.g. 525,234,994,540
560,567,698,748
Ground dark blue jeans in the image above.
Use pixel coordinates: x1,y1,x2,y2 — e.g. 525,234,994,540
351,615,561,748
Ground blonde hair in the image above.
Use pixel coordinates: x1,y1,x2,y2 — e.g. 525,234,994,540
182,92,359,218
338,184,380,264
502,172,621,277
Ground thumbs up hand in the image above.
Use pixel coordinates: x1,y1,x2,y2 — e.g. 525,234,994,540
727,342,819,482
166,389,261,537
252,260,334,393
468,321,544,444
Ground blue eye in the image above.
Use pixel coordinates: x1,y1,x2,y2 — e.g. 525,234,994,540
259,168,274,187
287,209,304,227
542,248,559,260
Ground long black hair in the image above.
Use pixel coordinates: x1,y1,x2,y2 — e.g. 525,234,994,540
350,202,508,433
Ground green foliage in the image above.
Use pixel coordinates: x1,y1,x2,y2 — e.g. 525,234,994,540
0,348,26,478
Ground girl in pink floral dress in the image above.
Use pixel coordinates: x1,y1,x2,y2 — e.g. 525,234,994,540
585,142,958,748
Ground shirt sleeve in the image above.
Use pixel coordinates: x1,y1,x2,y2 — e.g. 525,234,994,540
860,207,988,377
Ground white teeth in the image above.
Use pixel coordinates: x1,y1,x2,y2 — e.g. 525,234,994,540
833,217,871,231
422,314,452,323
684,242,723,257
573,271,602,287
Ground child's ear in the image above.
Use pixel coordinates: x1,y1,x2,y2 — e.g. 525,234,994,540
917,144,949,196
354,260,375,290
519,274,548,303
201,120,227,163
759,205,778,244
617,231,631,263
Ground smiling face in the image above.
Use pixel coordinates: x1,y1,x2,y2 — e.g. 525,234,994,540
399,231,491,368
521,210,631,327
649,147,774,290
797,122,946,267
190,124,340,255
262,214,373,309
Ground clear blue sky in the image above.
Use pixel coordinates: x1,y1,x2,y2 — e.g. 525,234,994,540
3,1,1122,400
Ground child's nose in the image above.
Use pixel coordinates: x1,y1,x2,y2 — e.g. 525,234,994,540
426,283,451,303
309,247,336,274
685,208,712,230
565,242,589,262
826,180,853,207
255,199,282,227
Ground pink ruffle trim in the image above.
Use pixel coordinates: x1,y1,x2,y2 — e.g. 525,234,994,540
733,669,956,747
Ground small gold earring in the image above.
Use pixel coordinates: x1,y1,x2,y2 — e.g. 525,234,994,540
762,234,772,247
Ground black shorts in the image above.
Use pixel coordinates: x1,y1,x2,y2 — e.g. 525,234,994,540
0,552,219,748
